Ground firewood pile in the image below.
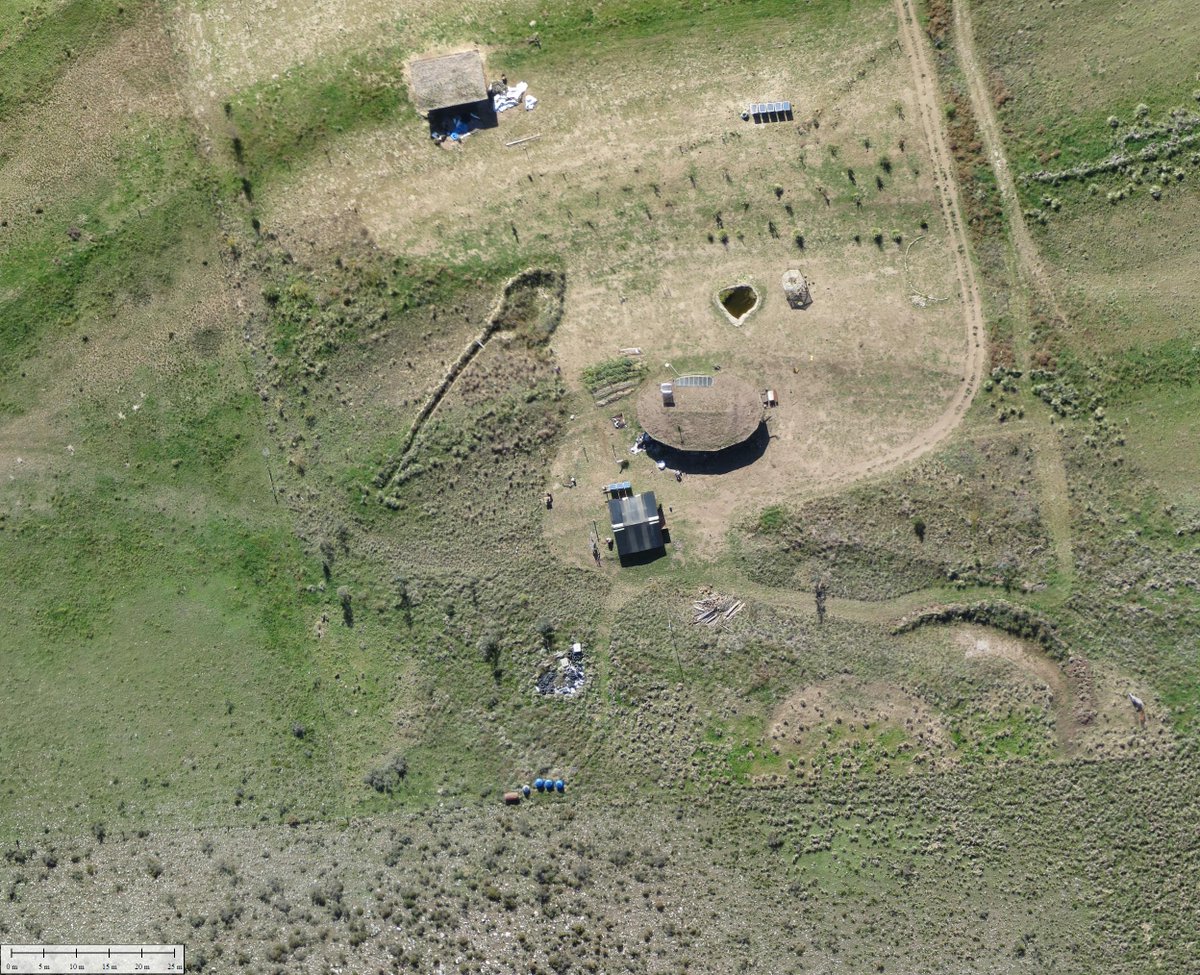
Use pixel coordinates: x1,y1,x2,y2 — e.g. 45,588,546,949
691,592,745,626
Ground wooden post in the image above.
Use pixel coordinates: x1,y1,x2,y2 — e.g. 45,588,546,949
669,621,684,683
262,447,278,504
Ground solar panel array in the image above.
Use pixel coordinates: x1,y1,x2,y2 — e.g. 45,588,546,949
675,375,714,388
749,101,793,123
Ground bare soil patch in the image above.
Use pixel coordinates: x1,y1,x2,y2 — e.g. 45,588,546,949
770,677,953,763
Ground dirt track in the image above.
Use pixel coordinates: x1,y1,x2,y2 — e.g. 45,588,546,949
951,0,1070,329
949,0,1077,587
544,1,991,563
819,0,987,488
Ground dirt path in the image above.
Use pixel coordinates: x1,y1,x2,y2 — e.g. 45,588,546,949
1031,426,1075,584
951,0,1076,589
954,624,1083,752
789,0,988,497
951,0,1070,329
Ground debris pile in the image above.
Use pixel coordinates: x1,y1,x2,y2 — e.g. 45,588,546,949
493,81,538,113
691,592,745,626
535,642,586,696
432,112,485,143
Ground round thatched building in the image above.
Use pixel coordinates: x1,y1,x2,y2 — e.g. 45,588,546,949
637,373,763,453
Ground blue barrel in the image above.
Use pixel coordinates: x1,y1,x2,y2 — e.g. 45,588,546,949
534,778,545,792
554,779,565,793
522,784,531,797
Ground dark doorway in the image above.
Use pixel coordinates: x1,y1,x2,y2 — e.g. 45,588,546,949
428,99,499,141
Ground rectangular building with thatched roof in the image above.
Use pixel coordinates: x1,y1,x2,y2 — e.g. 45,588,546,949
408,50,487,115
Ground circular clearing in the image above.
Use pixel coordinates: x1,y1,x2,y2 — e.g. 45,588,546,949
637,372,763,452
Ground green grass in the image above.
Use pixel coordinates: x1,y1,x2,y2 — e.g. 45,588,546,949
756,504,788,534
226,46,417,186
1121,385,1200,518
974,0,1198,168
0,0,148,121
0,473,332,829
263,245,532,380
948,709,1054,762
491,0,871,70
580,356,646,393
0,121,215,392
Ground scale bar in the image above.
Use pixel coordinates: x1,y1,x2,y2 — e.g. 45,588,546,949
2,945,185,974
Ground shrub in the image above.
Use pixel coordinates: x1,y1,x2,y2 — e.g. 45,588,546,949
365,754,408,794
478,632,501,676
758,506,788,533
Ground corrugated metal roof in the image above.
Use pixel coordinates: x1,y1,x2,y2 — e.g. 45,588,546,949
607,491,664,559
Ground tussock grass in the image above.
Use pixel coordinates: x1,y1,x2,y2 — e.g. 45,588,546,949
225,46,417,186
0,0,147,120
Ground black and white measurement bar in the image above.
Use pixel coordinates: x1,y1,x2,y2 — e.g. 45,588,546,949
1,945,184,974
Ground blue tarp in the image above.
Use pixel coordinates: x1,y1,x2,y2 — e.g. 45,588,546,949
432,114,482,142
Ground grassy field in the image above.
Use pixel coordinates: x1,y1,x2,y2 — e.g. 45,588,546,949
967,0,1200,512
2,0,1199,971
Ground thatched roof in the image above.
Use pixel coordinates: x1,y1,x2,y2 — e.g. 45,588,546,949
637,374,763,452
782,269,812,309
409,50,487,113
782,269,808,294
